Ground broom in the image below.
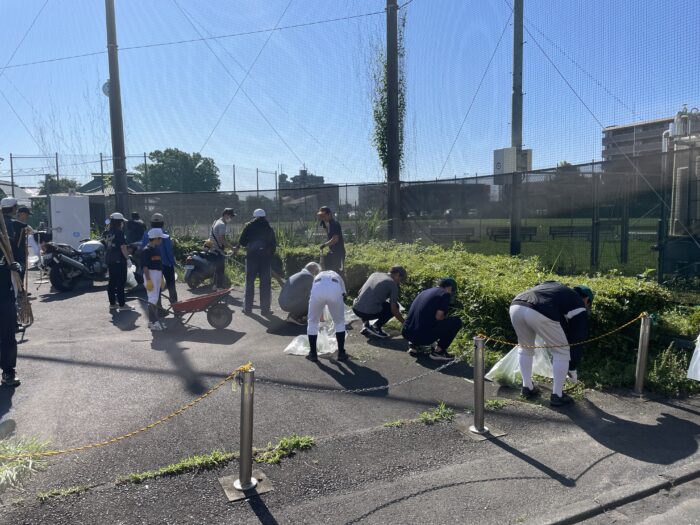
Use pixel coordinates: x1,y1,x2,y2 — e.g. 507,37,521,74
0,218,33,326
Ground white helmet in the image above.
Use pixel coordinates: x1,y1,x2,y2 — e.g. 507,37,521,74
109,212,125,221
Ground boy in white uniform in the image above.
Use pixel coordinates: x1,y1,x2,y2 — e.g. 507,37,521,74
142,228,168,331
307,270,348,362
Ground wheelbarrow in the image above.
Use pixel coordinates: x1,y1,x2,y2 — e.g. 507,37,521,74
169,288,233,329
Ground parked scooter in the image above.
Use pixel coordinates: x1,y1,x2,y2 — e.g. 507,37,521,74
42,239,109,291
183,249,232,290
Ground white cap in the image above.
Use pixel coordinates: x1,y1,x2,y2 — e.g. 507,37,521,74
109,212,125,220
253,208,266,218
1,197,17,208
147,227,169,239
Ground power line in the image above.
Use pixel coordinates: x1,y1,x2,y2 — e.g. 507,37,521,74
2,10,385,72
437,10,512,178
0,0,50,79
0,87,44,152
177,0,303,162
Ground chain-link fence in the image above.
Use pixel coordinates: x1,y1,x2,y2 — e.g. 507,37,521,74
75,148,699,281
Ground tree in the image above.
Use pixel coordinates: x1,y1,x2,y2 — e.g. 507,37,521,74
134,149,221,192
38,176,80,195
371,11,407,174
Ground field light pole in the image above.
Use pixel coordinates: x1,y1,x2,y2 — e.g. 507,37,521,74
386,0,402,240
105,0,129,213
509,0,524,256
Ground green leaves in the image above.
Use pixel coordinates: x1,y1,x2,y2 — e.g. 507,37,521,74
134,149,221,193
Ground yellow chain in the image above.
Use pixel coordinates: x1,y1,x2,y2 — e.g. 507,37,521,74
477,312,647,349
0,362,254,461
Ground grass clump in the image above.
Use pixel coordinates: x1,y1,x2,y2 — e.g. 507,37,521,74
0,437,49,494
37,484,90,502
117,449,236,485
647,343,700,397
255,434,315,465
485,399,509,411
419,402,455,425
383,419,405,428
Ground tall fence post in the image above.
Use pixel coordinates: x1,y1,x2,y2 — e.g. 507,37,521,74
634,315,652,395
234,367,257,491
9,153,14,197
469,336,489,435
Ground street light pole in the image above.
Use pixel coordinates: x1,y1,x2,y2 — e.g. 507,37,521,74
509,0,524,256
386,0,401,240
105,0,129,213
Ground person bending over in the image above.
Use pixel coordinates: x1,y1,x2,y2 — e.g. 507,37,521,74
279,262,321,325
306,270,348,363
353,266,407,338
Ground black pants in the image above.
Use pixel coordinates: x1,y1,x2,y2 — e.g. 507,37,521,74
213,253,225,289
162,265,178,303
0,298,18,374
323,251,345,274
245,253,271,312
403,316,462,350
353,302,393,329
107,262,127,306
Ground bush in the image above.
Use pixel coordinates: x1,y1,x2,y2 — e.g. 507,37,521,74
647,343,700,397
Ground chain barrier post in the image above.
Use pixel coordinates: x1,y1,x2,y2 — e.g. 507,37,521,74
234,367,257,491
634,315,652,396
469,336,489,435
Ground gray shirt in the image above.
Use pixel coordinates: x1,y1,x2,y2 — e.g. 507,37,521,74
278,269,314,311
209,218,227,254
353,272,398,315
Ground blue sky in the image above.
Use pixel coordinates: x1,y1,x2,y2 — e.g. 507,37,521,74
1,0,698,191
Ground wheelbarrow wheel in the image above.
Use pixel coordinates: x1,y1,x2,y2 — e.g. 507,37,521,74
207,304,232,330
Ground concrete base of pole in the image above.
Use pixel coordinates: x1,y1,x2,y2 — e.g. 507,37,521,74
219,470,273,502
455,414,507,442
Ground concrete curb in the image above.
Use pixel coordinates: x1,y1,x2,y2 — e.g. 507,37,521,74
526,460,700,525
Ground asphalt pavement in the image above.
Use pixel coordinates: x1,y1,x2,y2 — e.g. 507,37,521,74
1,272,699,524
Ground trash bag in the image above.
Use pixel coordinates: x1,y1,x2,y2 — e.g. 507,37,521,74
485,337,554,387
125,265,138,290
688,334,700,382
284,306,338,356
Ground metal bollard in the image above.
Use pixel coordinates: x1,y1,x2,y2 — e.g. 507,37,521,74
234,367,257,491
634,315,652,395
469,336,489,435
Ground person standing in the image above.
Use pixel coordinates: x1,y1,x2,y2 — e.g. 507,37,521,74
142,213,177,304
0,252,21,386
402,278,461,361
125,212,147,244
353,266,406,338
317,206,345,274
510,281,593,406
102,212,134,312
12,206,32,282
278,262,321,325
1,198,18,261
238,209,276,315
306,269,348,362
208,208,235,291
142,228,168,331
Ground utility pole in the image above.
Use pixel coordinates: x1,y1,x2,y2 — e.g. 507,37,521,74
386,0,401,240
105,0,129,213
509,0,524,256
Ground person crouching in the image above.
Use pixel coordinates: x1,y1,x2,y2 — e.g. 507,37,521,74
306,270,348,362
143,228,169,331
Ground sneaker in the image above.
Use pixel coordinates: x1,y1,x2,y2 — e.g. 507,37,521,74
361,324,383,338
407,344,419,357
520,385,540,399
550,393,574,407
429,347,453,361
371,325,390,338
149,322,164,332
156,321,167,330
261,309,273,317
109,304,118,311
1,373,20,387
305,353,318,363
337,352,349,362
242,308,252,316
118,304,135,312
288,314,306,326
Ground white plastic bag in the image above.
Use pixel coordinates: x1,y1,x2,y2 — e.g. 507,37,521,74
485,337,554,386
125,265,137,290
687,334,700,382
284,306,338,356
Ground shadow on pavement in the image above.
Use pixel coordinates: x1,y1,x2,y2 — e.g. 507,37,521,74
566,398,700,465
489,438,576,487
314,358,389,397
165,323,245,346
110,309,142,331
248,497,279,525
150,333,206,395
0,388,16,423
38,282,106,302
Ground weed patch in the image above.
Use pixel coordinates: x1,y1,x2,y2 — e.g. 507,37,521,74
419,402,455,425
116,449,237,485
0,437,49,494
37,484,90,502
255,434,315,465
485,399,509,411
383,420,406,428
